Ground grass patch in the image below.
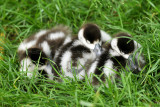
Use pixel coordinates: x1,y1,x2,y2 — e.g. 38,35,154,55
0,0,160,106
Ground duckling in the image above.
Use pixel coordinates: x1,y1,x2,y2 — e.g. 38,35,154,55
18,25,72,79
52,23,112,81
87,33,145,86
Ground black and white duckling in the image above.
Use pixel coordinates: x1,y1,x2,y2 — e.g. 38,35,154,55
87,33,146,86
52,23,112,81
18,25,72,79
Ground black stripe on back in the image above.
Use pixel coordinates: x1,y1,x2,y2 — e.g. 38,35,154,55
70,45,91,66
48,38,65,59
92,50,109,85
53,40,75,77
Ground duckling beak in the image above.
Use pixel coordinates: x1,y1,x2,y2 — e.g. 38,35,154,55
127,54,139,73
93,44,102,57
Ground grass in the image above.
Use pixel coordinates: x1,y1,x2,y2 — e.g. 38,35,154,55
0,0,160,106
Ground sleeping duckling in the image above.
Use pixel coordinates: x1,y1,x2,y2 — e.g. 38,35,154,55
87,33,146,86
18,25,72,79
52,23,112,81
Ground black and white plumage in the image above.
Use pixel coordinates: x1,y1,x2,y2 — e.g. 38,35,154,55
52,23,112,80
87,33,146,86
18,25,72,79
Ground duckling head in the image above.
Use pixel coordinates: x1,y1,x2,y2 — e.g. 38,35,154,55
78,23,102,56
110,33,145,73
111,33,136,59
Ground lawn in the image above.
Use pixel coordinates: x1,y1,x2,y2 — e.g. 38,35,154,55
0,0,160,106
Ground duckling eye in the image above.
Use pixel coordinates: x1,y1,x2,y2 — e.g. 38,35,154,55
86,40,91,44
